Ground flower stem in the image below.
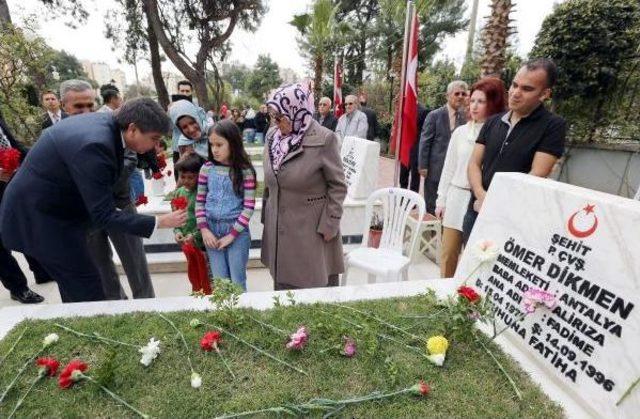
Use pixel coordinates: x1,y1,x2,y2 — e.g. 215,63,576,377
0,347,44,404
616,375,640,406
54,323,138,349
208,322,308,376
474,333,522,401
247,315,288,336
215,348,236,380
7,375,41,418
462,261,483,286
335,305,426,344
158,313,194,372
0,327,28,369
84,376,149,419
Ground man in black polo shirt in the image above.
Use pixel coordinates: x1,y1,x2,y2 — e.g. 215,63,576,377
463,58,566,242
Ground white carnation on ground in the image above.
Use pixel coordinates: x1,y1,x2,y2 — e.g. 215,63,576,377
426,354,445,367
43,333,59,347
139,337,161,367
191,372,202,388
473,240,499,263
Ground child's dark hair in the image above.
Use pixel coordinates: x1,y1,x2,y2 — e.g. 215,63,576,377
175,153,204,174
207,119,255,196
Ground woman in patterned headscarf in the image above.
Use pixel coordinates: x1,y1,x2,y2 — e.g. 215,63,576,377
261,82,347,290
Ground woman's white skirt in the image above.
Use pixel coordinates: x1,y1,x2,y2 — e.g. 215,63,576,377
442,186,471,231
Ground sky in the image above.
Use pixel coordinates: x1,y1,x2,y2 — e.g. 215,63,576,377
7,0,563,84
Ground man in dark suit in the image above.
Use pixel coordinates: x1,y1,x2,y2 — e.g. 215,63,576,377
0,115,46,303
314,97,338,131
359,94,379,141
418,81,468,214
0,98,187,303
400,103,429,193
40,90,67,131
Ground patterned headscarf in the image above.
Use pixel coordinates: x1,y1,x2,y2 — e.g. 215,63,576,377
266,82,315,173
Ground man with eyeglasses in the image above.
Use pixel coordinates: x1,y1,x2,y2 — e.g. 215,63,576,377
314,97,338,131
418,80,468,215
335,94,368,142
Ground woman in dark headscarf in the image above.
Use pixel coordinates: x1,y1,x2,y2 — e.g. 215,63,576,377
261,82,347,290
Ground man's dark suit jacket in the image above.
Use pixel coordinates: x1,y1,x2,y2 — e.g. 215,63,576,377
0,113,155,263
360,106,379,141
314,112,338,132
418,105,465,181
41,111,68,131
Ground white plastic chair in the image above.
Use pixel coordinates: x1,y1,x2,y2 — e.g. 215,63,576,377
341,188,425,285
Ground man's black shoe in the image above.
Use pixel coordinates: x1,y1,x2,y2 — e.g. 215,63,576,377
10,289,45,304
34,277,54,284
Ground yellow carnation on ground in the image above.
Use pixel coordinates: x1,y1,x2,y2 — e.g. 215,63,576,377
426,335,449,355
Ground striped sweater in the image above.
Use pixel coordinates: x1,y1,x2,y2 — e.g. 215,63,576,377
195,161,256,237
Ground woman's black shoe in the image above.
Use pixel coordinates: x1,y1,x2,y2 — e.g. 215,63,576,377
10,289,45,304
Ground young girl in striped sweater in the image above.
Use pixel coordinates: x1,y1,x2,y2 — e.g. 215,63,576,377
195,120,256,291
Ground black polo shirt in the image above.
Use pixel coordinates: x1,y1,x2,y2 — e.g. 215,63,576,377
476,104,566,190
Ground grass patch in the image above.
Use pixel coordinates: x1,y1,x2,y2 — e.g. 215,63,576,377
0,296,563,418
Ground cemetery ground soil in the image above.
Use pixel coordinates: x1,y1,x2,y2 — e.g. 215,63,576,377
0,296,563,418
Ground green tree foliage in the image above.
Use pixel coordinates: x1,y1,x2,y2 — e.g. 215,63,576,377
244,55,282,101
0,22,54,143
418,59,457,110
531,0,640,142
48,49,88,87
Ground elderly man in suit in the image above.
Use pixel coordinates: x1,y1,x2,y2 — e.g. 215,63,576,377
418,80,468,215
0,98,187,302
41,90,67,131
314,97,338,131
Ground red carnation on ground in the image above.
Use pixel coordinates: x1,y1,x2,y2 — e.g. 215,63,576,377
0,147,21,174
171,196,189,211
200,331,223,352
458,286,481,303
36,357,60,377
135,194,148,206
152,171,164,180
58,360,88,389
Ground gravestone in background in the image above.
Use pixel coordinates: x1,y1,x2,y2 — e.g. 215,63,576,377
456,173,640,418
340,136,380,200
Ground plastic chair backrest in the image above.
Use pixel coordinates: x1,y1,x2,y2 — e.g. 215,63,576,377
361,188,425,257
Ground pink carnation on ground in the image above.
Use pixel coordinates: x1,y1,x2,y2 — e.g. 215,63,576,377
286,326,308,350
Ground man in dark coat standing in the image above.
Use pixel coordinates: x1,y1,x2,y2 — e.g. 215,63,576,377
0,114,46,303
40,90,67,131
0,98,187,303
400,103,428,193
314,97,338,131
359,94,379,141
418,80,468,214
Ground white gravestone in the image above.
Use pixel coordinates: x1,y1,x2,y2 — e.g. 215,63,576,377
456,173,640,418
340,136,380,200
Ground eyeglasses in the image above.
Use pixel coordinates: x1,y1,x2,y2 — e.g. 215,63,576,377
346,102,355,105
453,92,468,97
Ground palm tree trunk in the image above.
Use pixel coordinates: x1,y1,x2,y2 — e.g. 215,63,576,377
0,0,11,26
314,53,323,104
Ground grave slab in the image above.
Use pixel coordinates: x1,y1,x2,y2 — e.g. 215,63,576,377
341,136,380,200
457,173,640,419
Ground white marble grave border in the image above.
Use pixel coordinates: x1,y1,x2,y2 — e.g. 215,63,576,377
0,279,589,419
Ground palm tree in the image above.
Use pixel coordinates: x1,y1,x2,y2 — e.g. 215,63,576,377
480,0,516,77
290,0,341,102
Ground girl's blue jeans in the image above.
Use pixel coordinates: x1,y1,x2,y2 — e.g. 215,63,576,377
206,220,250,291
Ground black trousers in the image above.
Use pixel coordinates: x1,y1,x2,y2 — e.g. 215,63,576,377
0,234,28,294
462,197,479,245
399,164,420,193
424,178,438,215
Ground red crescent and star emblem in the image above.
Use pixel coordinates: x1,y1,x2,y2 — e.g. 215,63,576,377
567,204,598,238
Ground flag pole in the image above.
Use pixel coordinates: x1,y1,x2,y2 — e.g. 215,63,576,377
393,0,415,187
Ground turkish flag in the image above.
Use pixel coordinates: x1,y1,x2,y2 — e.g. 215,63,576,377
399,13,419,167
334,58,344,118
391,12,419,167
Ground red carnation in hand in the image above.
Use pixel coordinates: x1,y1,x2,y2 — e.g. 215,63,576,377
157,154,167,170
36,357,60,377
152,171,164,180
58,360,88,389
458,286,481,303
200,331,223,352
0,147,21,174
171,196,188,211
135,194,148,206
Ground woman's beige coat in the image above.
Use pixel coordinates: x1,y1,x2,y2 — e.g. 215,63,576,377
261,120,347,288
